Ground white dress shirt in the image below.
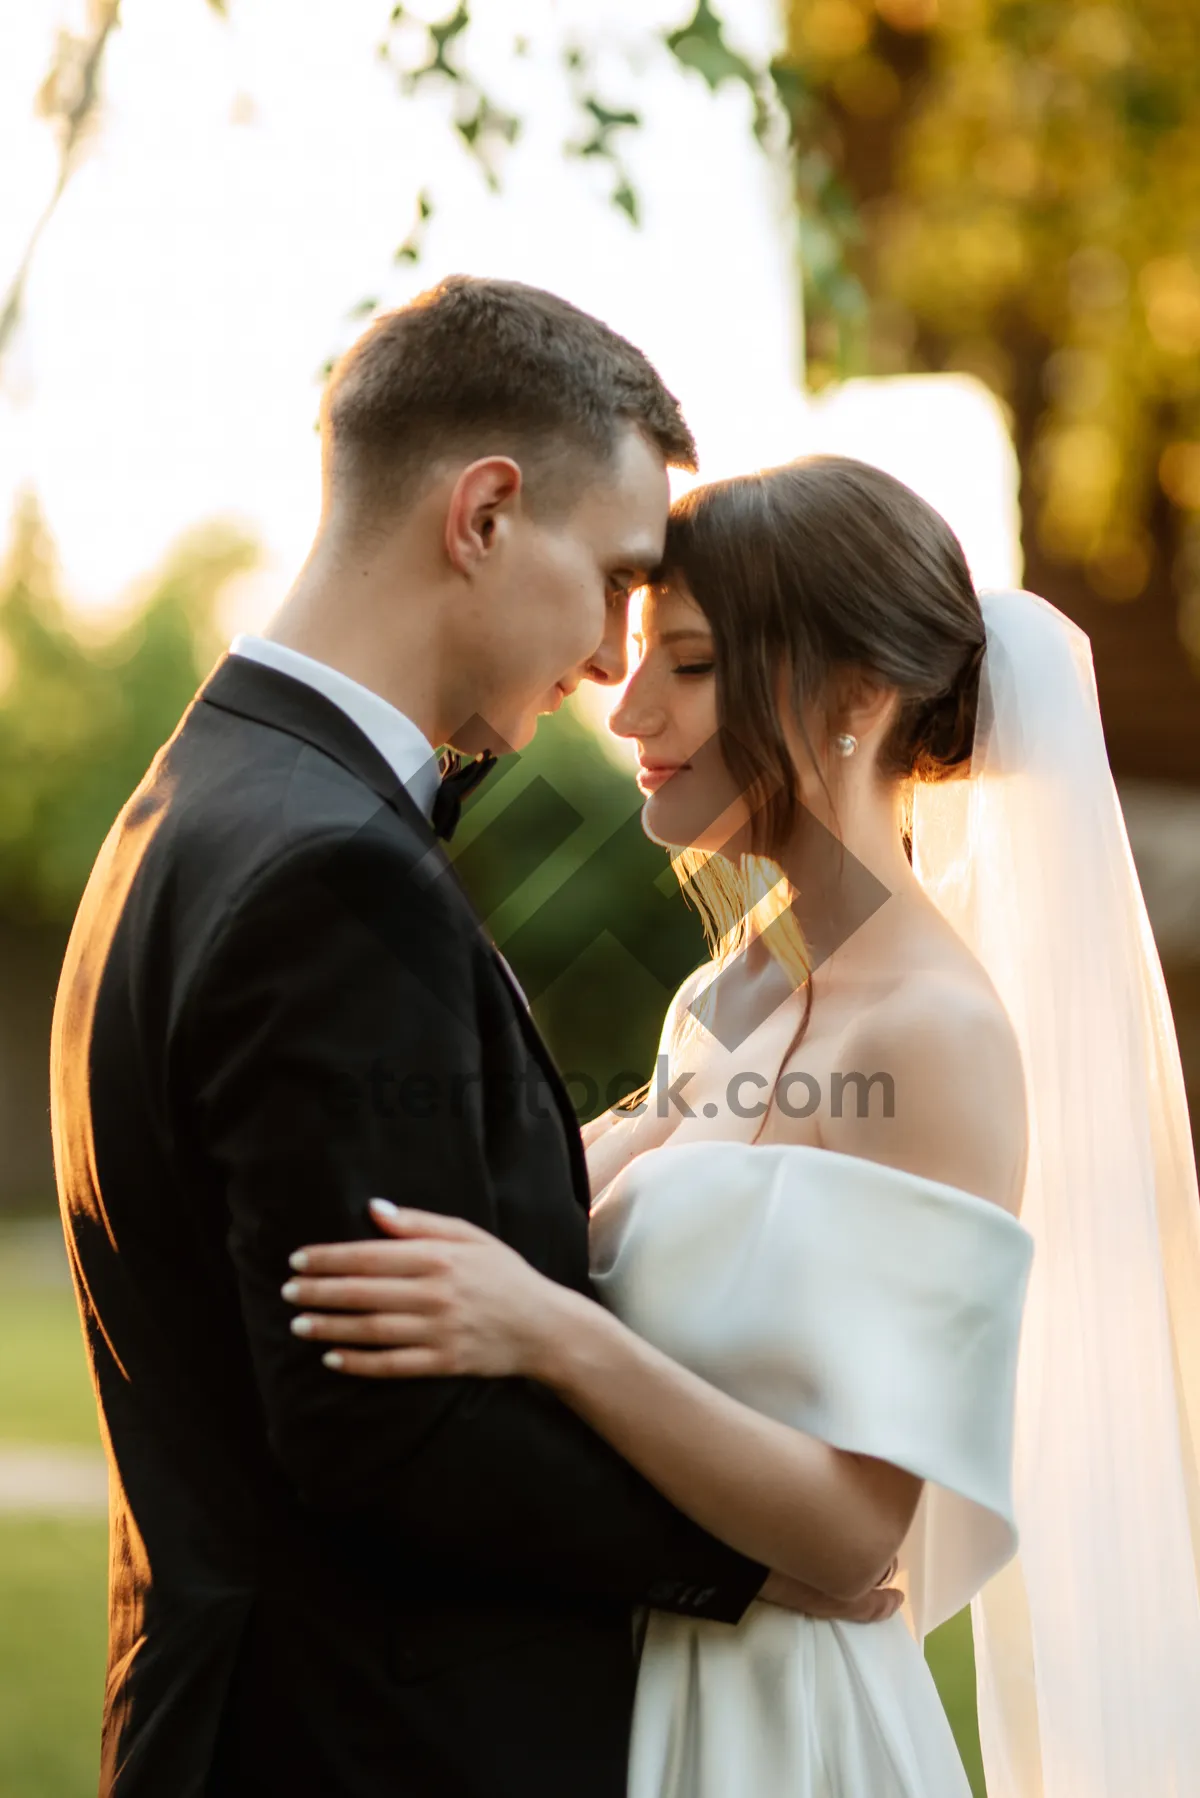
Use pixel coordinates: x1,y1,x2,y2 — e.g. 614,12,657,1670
229,634,441,821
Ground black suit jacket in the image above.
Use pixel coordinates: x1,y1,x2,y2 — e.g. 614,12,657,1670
50,655,764,1798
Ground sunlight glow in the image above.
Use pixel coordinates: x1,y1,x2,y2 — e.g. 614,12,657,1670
2,0,1020,737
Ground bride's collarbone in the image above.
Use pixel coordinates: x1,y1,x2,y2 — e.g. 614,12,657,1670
611,945,992,1160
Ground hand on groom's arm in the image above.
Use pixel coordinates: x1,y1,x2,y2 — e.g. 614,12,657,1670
180,820,765,1623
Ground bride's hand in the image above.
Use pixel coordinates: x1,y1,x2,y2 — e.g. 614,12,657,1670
281,1200,567,1379
760,1563,905,1625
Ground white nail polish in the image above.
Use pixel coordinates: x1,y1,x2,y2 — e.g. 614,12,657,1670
281,1280,301,1302
290,1316,314,1337
289,1251,309,1271
370,1198,401,1218
323,1351,344,1371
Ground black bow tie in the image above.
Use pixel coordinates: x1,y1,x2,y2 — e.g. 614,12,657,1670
430,748,499,841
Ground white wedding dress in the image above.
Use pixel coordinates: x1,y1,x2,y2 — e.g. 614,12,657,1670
586,977,1035,1798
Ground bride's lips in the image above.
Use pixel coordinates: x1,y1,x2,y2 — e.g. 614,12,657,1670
636,759,691,793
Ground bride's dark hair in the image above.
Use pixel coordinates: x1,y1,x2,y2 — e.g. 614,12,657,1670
664,454,986,839
630,453,987,1127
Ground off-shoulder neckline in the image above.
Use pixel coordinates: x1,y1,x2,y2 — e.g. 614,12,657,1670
604,1134,1032,1238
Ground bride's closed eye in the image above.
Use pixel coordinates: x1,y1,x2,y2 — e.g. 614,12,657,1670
673,661,715,677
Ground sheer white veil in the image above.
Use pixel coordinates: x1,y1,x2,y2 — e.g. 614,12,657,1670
911,588,1200,1795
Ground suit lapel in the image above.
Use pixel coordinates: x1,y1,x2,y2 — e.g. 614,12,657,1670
198,654,592,1212
199,653,438,840
488,953,591,1211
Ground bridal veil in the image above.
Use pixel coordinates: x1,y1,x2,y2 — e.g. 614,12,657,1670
912,588,1200,1796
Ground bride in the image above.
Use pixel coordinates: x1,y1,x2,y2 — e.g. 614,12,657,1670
282,455,1200,1796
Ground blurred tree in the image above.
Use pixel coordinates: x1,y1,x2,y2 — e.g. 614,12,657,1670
0,495,256,925
767,0,1200,770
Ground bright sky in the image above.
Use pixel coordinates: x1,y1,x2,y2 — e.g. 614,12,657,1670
0,0,1021,722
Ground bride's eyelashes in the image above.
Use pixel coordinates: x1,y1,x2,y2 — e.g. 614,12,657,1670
673,661,715,677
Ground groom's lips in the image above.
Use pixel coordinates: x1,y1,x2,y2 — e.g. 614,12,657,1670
543,681,574,713
636,759,690,793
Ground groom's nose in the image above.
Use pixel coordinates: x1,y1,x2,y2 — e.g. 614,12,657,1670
580,598,632,688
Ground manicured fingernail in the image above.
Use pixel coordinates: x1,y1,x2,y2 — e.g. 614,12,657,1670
290,1315,314,1337
289,1250,309,1271
281,1280,301,1302
322,1351,344,1371
370,1198,401,1219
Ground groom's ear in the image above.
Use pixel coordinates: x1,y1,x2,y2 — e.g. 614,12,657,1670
444,456,524,575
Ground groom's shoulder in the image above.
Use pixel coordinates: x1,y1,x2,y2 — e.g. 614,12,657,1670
139,698,448,949
165,690,426,859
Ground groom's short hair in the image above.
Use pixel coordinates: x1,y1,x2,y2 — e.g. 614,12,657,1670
320,275,698,520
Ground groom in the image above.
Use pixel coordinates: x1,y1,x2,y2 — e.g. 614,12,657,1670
51,277,861,1798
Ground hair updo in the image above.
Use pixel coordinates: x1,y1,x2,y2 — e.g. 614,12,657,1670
902,633,988,785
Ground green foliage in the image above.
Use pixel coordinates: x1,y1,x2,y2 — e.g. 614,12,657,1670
776,0,1200,652
378,5,523,197
0,497,257,927
0,1285,99,1450
0,1518,107,1798
447,702,710,1119
0,1234,106,1796
363,6,681,307
666,0,760,95
394,188,435,265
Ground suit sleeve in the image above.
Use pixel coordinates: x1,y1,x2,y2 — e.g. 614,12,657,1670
179,815,765,1622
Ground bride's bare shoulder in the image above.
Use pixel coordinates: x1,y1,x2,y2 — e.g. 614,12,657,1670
824,970,1028,1215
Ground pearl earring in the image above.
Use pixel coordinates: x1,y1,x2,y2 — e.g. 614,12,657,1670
833,732,858,757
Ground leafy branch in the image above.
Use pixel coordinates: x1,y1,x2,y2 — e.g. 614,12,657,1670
562,51,643,226
379,3,522,194
0,1,123,367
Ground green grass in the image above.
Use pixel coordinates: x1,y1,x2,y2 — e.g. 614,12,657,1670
0,1518,107,1798
0,1282,100,1449
0,1227,986,1795
0,1224,106,1797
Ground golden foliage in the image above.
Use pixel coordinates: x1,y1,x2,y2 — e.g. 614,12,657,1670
782,0,1200,620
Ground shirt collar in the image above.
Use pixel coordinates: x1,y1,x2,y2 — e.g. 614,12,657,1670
229,634,441,820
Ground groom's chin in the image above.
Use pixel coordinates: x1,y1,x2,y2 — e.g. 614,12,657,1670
501,709,539,753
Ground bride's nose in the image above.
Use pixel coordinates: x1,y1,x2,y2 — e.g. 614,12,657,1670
609,687,667,742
